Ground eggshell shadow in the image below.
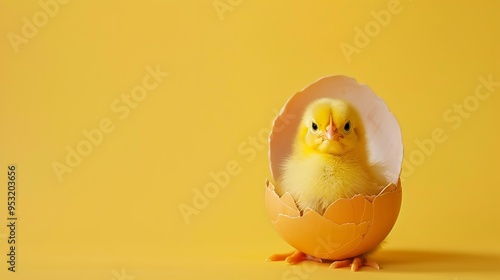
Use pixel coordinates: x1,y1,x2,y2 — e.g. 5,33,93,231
375,249,500,273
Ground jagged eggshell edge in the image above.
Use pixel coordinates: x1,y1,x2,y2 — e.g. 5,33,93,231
265,180,402,260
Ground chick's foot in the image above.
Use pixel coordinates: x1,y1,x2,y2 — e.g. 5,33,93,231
329,256,379,272
266,251,322,264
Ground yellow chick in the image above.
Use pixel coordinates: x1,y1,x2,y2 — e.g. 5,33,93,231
269,98,386,271
269,98,383,271
278,98,382,214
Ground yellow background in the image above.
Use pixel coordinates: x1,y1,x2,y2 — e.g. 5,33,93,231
1,0,500,279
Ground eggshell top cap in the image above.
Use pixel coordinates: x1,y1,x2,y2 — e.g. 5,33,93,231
269,76,403,186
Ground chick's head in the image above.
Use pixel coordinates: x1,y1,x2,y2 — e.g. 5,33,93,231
299,98,365,155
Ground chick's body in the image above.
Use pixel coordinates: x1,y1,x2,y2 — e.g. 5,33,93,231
279,98,381,214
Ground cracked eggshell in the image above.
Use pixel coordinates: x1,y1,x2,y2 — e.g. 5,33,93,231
266,76,403,260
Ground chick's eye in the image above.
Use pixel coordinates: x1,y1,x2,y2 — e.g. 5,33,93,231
344,121,351,133
311,122,318,131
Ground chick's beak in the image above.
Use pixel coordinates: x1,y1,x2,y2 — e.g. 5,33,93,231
325,114,343,141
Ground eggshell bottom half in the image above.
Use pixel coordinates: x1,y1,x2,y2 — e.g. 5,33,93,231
265,180,402,260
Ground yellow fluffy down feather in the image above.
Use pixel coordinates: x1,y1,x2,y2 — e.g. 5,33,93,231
278,98,384,214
